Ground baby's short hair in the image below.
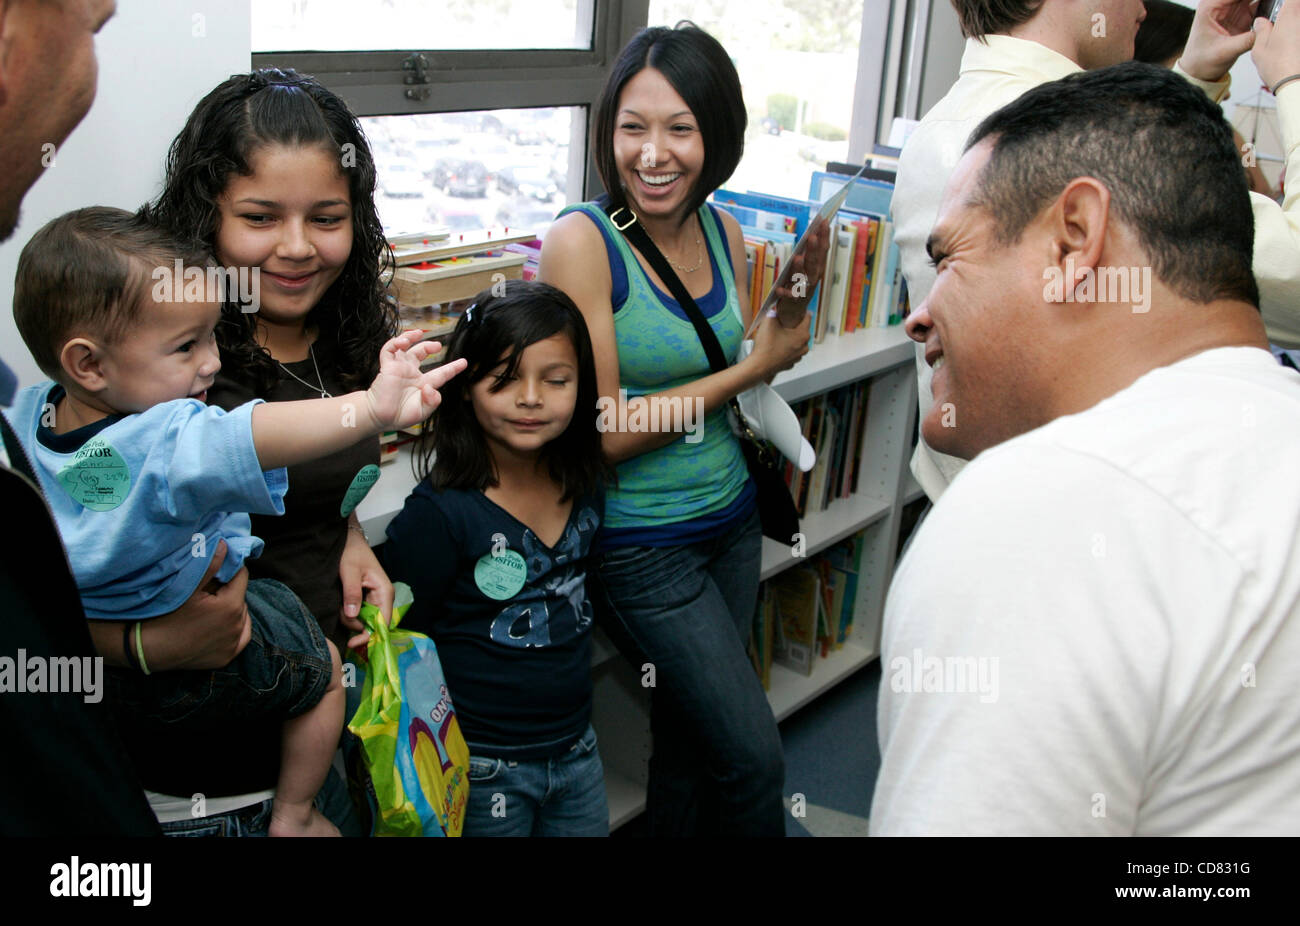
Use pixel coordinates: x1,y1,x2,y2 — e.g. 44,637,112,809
13,206,212,381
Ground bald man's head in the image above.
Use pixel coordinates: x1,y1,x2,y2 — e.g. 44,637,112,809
0,0,116,240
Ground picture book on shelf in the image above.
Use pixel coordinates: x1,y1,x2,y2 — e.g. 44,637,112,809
809,170,895,218
713,188,819,236
771,566,819,677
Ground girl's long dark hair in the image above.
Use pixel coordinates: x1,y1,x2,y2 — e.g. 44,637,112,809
416,279,613,502
146,68,397,393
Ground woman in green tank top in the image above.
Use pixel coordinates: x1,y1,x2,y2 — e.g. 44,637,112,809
540,23,827,835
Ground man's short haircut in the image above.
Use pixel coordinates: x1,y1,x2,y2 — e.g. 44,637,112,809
951,0,1046,39
593,21,745,220
13,207,212,380
965,61,1259,307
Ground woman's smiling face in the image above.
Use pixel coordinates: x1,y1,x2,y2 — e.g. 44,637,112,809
214,143,353,328
612,67,704,224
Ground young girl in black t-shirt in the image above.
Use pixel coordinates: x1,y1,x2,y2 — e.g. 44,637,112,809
384,280,615,836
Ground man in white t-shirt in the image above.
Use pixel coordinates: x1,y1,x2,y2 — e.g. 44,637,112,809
871,62,1300,835
895,0,1300,502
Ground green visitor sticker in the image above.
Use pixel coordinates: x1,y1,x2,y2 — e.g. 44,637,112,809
474,548,527,600
340,464,381,516
56,436,130,511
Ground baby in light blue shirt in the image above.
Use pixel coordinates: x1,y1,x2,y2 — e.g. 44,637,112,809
6,207,464,835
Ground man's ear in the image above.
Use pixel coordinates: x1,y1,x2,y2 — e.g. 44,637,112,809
60,337,110,394
1045,177,1110,294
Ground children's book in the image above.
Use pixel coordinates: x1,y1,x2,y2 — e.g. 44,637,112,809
714,189,817,236
865,219,894,327
771,567,820,676
808,170,895,224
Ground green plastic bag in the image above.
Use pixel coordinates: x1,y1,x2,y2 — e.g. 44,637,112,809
345,583,470,836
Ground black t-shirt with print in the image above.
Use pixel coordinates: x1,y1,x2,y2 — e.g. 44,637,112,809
383,481,602,760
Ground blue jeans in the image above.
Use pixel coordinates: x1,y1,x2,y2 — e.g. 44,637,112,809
595,508,785,836
461,725,608,837
158,764,362,837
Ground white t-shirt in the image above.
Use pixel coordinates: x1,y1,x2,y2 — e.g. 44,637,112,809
871,347,1300,835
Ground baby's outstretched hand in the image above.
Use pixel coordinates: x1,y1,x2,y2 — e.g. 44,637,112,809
364,332,468,430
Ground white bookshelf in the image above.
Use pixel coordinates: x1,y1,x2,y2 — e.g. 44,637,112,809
760,491,891,581
769,641,879,721
358,324,920,831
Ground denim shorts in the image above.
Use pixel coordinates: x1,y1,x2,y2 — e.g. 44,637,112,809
106,578,333,729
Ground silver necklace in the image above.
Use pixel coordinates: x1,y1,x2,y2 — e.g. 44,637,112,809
276,344,331,398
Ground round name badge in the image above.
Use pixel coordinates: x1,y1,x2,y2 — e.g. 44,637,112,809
474,549,527,600
56,436,130,511
340,464,381,517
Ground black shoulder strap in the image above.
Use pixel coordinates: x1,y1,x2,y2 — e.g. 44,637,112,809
601,199,730,375
0,411,42,491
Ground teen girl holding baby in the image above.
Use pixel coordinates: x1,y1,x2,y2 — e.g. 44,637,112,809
96,69,401,835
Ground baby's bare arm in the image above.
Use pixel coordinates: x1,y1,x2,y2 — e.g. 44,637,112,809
249,334,466,470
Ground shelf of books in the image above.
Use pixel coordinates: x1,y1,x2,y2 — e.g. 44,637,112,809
760,492,891,581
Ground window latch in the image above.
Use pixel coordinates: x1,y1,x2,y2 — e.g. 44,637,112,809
402,53,431,101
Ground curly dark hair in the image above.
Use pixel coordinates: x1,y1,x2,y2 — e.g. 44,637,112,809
146,67,397,394
415,279,614,503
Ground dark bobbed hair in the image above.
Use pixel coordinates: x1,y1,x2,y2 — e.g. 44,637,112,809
1133,0,1194,65
14,206,211,381
593,21,745,223
146,68,397,394
951,0,1046,39
966,61,1259,307
415,279,613,502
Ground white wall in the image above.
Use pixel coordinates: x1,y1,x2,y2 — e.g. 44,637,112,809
0,0,252,390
